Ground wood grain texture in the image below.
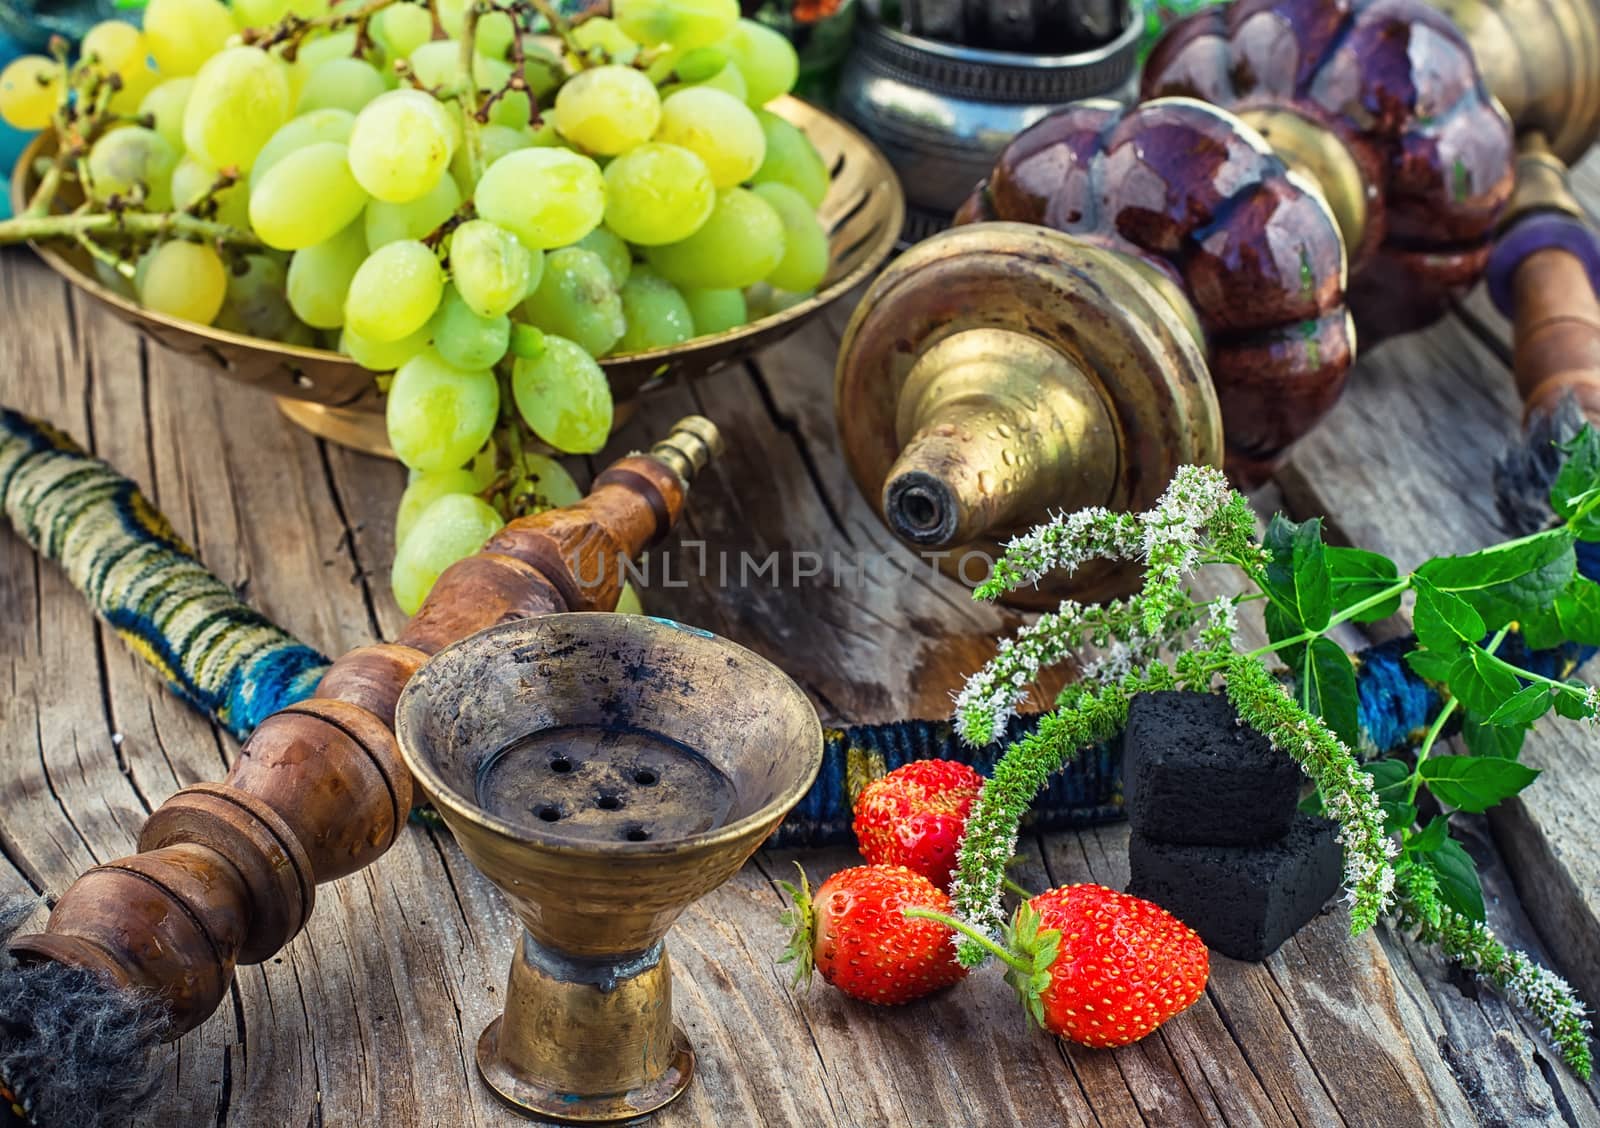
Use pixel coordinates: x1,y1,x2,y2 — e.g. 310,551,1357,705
4,151,1600,1126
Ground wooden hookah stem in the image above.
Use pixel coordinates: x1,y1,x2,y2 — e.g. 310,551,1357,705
8,416,722,1036
1511,248,1600,424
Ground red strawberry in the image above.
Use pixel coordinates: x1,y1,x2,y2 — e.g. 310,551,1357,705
852,759,985,890
780,864,969,1005
1008,884,1209,1047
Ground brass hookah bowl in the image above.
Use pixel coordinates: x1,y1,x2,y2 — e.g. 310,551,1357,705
835,0,1600,607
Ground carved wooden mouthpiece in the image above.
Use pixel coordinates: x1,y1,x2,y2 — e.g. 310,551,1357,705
8,417,720,1036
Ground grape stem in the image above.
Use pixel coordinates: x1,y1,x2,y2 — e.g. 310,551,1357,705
457,2,487,183
240,0,403,59
0,210,263,249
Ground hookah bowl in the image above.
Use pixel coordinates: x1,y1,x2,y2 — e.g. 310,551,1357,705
394,614,824,1122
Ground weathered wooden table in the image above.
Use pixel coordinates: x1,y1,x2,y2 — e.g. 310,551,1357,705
5,155,1600,1126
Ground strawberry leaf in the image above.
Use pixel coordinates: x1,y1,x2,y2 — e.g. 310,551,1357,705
777,864,816,987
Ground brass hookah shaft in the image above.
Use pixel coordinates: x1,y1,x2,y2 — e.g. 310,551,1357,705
836,0,1600,607
8,417,721,1037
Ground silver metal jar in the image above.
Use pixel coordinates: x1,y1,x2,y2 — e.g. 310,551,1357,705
837,5,1144,240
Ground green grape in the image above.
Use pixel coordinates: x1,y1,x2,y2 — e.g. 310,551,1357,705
720,19,798,107
752,109,829,207
297,57,387,115
0,55,59,130
341,322,431,370
469,440,500,489
644,188,785,290
82,22,157,113
521,247,625,358
615,580,643,615
406,40,465,87
348,89,457,203
139,78,195,153
395,467,481,545
143,0,234,76
614,266,693,354
223,253,299,340
436,0,515,58
137,241,227,325
577,227,632,288
385,347,500,471
345,239,445,342
170,157,250,229
751,182,828,292
475,148,605,250
682,286,746,335
570,17,641,65
365,173,460,249
87,127,178,211
232,0,323,28
249,141,369,250
390,492,504,614
662,61,747,102
512,335,614,454
672,46,727,82
296,30,362,68
473,56,535,129
450,122,532,190
655,87,765,189
601,143,715,246
554,65,661,155
431,285,511,369
519,453,582,509
450,219,537,319
183,47,292,173
614,0,738,49
249,109,355,190
287,220,367,329
370,3,434,61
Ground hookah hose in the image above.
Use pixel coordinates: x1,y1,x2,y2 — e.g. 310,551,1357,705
4,405,1594,851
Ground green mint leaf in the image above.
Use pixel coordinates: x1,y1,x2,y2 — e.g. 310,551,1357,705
1412,575,1486,651
1264,602,1306,669
1423,836,1486,921
1381,800,1419,834
1486,683,1553,727
1556,577,1600,644
1299,637,1359,746
1362,758,1413,802
1299,788,1325,816
1415,529,1575,629
1554,680,1594,721
1407,815,1449,854
1447,645,1523,717
1325,546,1402,620
1264,515,1333,631
1405,647,1458,684
1518,604,1568,652
1550,425,1600,540
1419,755,1540,813
1461,712,1527,759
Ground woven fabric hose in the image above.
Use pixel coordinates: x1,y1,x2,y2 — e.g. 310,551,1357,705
0,407,330,740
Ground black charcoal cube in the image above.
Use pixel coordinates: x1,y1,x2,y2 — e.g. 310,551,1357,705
1127,814,1343,962
1122,691,1302,845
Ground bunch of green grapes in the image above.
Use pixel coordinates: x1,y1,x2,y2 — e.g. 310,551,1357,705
0,0,832,614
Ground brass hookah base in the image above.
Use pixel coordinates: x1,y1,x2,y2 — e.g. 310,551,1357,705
394,614,824,1123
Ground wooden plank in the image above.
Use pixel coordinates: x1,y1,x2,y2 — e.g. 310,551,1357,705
4,190,1600,1126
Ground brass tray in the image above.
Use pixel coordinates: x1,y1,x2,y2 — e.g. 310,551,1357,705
12,95,904,456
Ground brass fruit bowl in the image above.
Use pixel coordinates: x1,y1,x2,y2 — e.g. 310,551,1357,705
12,96,904,456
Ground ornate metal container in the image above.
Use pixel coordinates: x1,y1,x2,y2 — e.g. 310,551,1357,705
836,4,1143,238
